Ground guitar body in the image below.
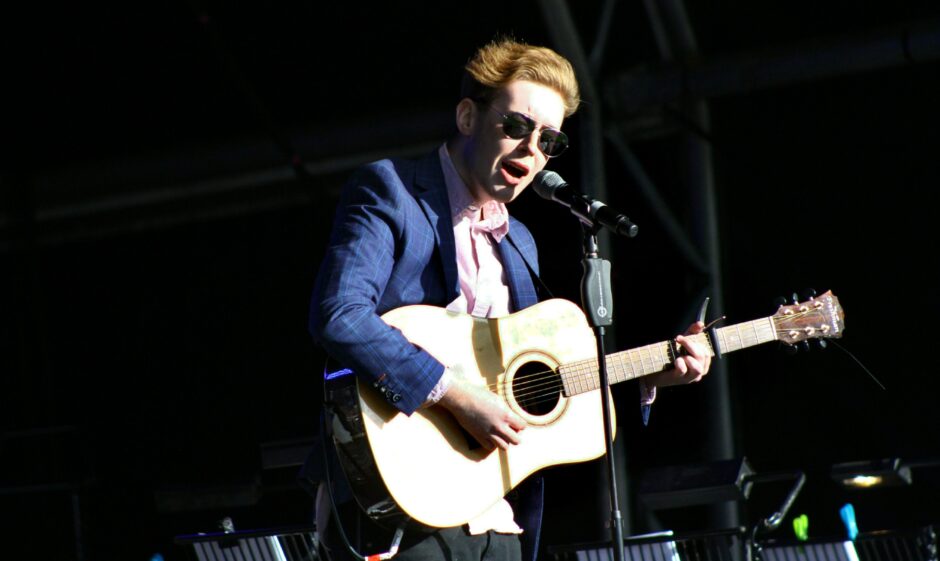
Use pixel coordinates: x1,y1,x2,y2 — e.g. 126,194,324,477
325,299,614,529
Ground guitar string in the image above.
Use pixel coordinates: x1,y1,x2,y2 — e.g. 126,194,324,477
474,353,651,402
513,342,719,407
478,336,698,391
485,352,666,405
504,352,663,401
475,309,830,405
477,309,810,397
485,327,745,401
479,330,708,400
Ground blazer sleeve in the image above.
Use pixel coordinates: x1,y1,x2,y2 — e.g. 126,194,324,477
309,163,444,415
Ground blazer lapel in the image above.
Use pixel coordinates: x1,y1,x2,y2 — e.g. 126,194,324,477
498,231,539,311
412,151,460,303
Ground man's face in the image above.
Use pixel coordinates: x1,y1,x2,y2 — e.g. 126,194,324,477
462,80,566,204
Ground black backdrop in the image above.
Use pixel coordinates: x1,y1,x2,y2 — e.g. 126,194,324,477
3,2,940,559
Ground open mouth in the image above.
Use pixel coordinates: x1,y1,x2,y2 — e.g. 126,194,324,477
501,161,528,179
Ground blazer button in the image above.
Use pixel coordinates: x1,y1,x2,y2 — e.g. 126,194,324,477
391,393,402,403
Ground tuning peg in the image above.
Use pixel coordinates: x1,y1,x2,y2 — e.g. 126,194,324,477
780,342,798,355
800,288,817,301
773,296,788,308
791,292,801,305
815,339,828,351
800,341,811,353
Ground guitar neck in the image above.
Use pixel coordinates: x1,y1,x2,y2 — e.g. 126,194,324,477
558,316,777,396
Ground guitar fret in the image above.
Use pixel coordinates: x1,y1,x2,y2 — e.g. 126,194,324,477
609,357,622,385
571,363,583,394
560,364,573,395
714,317,776,355
579,360,595,392
767,316,778,341
716,328,729,354
759,317,775,343
736,323,748,350
617,356,629,384
616,353,632,383
726,323,743,353
582,362,595,392
621,355,633,381
729,325,741,352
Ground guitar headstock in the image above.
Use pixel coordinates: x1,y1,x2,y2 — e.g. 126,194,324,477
772,290,845,344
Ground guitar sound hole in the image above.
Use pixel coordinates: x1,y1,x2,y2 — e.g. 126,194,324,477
512,361,562,416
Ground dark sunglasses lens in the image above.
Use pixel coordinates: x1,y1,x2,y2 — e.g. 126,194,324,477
539,130,569,157
500,111,569,157
501,113,535,139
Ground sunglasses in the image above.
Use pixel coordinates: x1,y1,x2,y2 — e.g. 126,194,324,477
487,106,569,158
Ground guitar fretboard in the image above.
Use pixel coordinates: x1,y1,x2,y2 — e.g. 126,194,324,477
558,317,777,396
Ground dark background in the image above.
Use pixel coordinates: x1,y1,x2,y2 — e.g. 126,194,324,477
3,2,939,559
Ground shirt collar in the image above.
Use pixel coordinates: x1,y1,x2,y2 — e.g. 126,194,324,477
438,144,509,241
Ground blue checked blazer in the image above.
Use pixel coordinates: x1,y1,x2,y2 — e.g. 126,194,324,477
310,150,541,415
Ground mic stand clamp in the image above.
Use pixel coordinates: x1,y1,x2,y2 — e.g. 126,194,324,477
579,222,625,561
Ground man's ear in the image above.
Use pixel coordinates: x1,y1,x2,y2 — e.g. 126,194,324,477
455,98,477,136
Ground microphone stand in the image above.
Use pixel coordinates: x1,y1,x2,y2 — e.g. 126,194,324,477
579,222,625,561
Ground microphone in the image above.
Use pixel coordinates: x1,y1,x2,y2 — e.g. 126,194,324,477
533,170,638,237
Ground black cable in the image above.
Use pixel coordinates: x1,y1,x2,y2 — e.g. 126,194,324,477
319,400,405,561
319,411,368,561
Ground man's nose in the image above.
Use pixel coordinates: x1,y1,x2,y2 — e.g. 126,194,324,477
523,129,541,155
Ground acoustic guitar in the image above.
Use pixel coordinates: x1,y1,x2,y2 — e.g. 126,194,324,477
324,291,844,529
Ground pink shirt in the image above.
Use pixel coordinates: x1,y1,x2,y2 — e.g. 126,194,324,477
440,145,511,318
431,144,522,535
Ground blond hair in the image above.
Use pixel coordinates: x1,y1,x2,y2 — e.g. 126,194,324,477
461,38,580,117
